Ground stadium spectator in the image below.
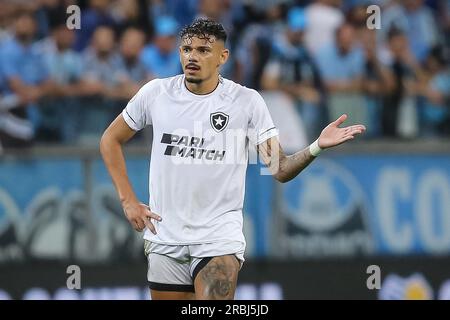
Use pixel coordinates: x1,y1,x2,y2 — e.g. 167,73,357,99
195,0,245,80
110,0,151,34
234,2,286,89
417,45,450,137
380,27,423,137
140,15,181,78
379,0,409,44
304,0,344,54
196,0,246,41
81,26,121,93
316,22,367,127
360,29,395,138
35,21,84,142
0,11,54,147
0,1,16,43
79,26,122,142
0,62,30,150
74,0,116,51
381,0,439,62
261,7,324,140
109,27,149,100
34,0,77,40
148,0,198,28
403,0,440,62
345,2,370,37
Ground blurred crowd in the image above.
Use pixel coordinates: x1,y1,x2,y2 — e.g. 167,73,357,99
0,0,448,149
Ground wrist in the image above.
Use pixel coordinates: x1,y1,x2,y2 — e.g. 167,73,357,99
120,194,138,206
309,139,322,157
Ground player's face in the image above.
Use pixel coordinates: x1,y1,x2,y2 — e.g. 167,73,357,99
179,35,229,84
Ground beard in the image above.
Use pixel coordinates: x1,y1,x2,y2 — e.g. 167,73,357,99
16,33,33,44
185,76,203,84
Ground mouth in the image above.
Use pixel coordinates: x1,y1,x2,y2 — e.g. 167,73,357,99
185,64,200,72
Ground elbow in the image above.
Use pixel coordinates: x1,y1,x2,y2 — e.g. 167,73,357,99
99,131,110,156
273,172,291,184
272,158,292,183
100,130,124,158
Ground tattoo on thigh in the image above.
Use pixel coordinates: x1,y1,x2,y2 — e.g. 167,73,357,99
200,258,238,299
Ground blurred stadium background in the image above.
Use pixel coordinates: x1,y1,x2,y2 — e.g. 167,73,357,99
0,0,449,300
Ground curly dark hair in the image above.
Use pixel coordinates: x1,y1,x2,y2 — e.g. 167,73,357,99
180,18,227,44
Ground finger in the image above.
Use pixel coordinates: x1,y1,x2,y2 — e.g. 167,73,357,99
333,114,348,127
132,220,143,232
349,125,366,132
143,218,157,234
344,127,364,136
331,135,354,147
340,135,355,143
134,219,145,232
353,128,365,135
342,125,365,134
347,129,362,136
142,205,162,221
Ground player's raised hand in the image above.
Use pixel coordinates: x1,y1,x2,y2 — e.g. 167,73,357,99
122,200,162,233
318,114,366,149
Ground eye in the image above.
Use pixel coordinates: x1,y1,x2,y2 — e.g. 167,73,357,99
183,48,190,53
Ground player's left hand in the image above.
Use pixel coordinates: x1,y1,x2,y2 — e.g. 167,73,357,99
318,114,366,149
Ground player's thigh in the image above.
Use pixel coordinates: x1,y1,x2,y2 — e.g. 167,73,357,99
194,255,240,300
147,251,195,300
150,289,195,300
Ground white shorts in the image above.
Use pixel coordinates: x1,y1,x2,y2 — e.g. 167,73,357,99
144,240,245,292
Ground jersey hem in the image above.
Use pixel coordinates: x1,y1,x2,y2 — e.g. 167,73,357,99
142,237,245,246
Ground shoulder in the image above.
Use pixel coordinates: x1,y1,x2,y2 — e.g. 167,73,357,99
220,77,267,119
220,77,260,102
30,40,47,55
1,39,19,55
138,78,163,96
82,48,97,63
138,74,183,97
31,38,49,54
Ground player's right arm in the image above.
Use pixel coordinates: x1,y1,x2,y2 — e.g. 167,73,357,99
100,115,161,233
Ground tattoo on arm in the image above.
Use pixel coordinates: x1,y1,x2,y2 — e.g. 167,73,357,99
257,137,280,173
258,137,316,182
282,147,316,181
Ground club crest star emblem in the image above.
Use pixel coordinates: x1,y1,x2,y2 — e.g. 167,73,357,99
210,112,229,133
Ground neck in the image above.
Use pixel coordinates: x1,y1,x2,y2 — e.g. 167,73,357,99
185,73,220,95
124,56,137,65
338,46,349,56
56,42,66,52
97,51,110,60
17,37,32,46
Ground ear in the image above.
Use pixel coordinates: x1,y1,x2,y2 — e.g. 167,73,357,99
179,46,183,65
219,48,229,67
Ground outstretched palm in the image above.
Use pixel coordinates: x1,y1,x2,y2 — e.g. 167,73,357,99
318,114,366,149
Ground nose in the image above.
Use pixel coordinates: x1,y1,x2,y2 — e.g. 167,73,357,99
188,56,198,63
187,51,198,62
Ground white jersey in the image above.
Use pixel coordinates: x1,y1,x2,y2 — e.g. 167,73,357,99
122,74,278,246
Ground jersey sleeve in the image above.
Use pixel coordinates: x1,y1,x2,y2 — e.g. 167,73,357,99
248,90,279,145
121,79,159,131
